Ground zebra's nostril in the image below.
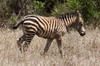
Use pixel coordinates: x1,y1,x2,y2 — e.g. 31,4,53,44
80,32,86,36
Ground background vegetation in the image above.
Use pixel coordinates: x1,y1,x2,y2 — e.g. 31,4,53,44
0,0,100,28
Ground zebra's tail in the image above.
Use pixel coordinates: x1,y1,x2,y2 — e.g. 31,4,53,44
13,19,24,29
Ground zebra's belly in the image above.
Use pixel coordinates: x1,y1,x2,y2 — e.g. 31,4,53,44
36,30,55,39
36,29,66,39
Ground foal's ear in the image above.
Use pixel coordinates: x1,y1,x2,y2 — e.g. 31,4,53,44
75,10,81,17
75,10,79,13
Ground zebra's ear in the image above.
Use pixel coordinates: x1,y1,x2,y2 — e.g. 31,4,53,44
75,10,81,17
76,10,79,13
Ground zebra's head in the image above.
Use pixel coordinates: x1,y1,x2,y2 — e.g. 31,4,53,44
74,11,86,36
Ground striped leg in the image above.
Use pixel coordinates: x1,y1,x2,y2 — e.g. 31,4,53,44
43,39,54,55
17,35,26,52
23,33,35,52
56,37,62,56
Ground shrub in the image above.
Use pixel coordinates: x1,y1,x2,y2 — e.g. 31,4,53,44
33,0,45,15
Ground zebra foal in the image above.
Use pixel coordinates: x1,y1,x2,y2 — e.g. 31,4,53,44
13,11,86,56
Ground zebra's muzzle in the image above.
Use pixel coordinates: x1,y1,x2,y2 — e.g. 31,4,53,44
80,32,86,36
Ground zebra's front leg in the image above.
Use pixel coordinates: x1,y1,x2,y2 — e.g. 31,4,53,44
43,39,54,55
56,37,63,56
17,35,25,53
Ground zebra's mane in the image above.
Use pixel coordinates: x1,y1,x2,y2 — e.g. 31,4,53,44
55,12,76,19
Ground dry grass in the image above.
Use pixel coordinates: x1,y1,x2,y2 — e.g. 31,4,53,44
0,28,100,66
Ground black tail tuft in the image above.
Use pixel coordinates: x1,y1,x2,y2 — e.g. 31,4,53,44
12,26,18,29
12,20,23,29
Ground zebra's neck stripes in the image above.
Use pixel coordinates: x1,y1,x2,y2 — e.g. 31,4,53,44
56,13,77,27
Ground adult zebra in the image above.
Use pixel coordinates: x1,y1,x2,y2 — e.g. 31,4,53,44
13,11,86,56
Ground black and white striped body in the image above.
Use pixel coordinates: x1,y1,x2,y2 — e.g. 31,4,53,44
22,16,66,39
13,11,86,55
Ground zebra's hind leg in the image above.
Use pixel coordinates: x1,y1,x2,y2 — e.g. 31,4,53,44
56,37,63,56
43,39,54,55
23,33,35,52
17,35,26,53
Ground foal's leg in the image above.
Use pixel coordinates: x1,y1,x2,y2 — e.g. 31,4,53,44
56,37,63,56
23,33,35,52
17,35,26,52
43,39,54,55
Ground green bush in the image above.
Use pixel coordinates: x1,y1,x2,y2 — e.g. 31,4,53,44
33,0,45,15
8,13,18,28
51,3,68,15
0,0,100,28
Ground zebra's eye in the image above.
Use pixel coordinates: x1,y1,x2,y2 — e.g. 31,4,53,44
79,22,83,26
80,23,82,26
